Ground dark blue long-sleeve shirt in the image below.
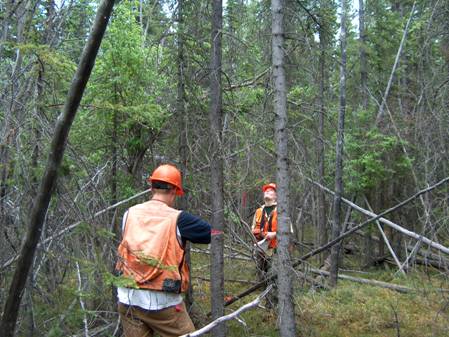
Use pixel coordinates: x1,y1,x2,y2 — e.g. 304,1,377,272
177,211,211,245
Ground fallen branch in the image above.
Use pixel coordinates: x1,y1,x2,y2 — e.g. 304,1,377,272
191,248,251,261
180,285,272,337
308,268,411,293
193,276,256,285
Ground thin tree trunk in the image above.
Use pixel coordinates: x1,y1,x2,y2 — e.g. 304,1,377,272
176,0,193,311
0,1,114,335
329,0,347,287
359,0,368,109
316,0,328,264
110,82,121,239
358,0,373,267
209,0,225,335
111,88,118,207
272,0,296,335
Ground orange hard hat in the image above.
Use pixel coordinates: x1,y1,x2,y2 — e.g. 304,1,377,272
148,164,184,196
262,183,277,192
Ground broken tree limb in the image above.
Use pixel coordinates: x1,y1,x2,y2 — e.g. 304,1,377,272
224,177,449,307
310,177,449,255
180,285,272,337
363,195,406,276
193,276,257,285
191,248,251,261
1,189,151,270
308,268,411,293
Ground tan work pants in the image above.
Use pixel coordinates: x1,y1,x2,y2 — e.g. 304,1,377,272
118,302,195,337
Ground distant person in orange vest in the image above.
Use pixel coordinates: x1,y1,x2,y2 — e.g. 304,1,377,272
251,183,278,284
116,164,211,337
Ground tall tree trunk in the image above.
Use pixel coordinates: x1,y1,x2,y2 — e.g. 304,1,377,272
111,83,120,238
329,0,347,287
316,0,328,264
272,0,296,335
209,0,225,335
111,86,118,207
359,0,373,267
359,0,368,109
0,1,114,335
176,0,193,311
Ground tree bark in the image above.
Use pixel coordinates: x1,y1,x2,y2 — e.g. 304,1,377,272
359,0,368,109
316,0,328,264
360,0,371,265
0,0,114,335
209,0,225,336
176,0,194,311
272,0,296,335
329,0,347,287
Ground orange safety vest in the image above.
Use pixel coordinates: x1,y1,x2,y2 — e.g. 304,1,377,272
252,206,278,249
116,200,189,293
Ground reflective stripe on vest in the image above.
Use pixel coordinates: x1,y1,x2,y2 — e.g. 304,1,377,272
116,200,189,293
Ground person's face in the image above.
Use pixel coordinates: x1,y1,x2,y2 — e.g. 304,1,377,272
263,188,277,203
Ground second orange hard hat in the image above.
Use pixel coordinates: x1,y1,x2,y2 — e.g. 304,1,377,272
262,183,277,192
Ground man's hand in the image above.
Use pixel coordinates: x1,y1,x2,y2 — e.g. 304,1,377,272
265,232,276,240
252,229,264,240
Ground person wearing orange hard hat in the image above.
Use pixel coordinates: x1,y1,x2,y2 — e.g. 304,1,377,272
116,164,211,337
251,183,277,285
252,183,278,250
251,182,280,308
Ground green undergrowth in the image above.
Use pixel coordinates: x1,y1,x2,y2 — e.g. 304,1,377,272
190,246,449,337
297,281,449,337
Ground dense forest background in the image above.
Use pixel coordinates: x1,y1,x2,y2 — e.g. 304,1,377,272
1,0,449,336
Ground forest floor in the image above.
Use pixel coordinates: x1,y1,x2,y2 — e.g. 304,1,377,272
189,244,449,337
